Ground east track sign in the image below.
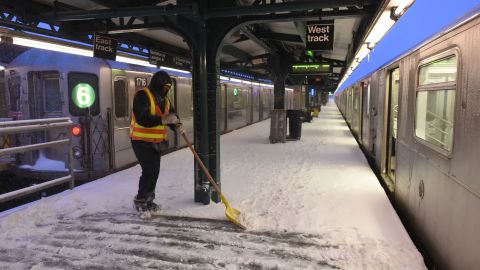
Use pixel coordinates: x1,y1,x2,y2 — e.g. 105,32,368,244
306,21,334,51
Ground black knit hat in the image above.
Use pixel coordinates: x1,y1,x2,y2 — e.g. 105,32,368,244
149,71,172,94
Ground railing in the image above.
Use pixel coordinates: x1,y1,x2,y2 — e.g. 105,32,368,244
0,117,75,204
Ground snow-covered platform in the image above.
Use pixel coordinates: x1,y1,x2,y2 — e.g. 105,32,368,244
0,99,427,269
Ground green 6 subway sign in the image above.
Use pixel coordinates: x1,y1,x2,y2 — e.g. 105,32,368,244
72,83,96,108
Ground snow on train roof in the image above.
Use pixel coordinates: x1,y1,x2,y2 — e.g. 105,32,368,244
7,48,191,78
8,48,108,72
336,0,480,94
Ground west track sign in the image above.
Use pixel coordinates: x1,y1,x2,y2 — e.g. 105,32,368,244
306,21,334,51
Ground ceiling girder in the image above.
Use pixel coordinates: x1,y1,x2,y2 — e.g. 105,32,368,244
43,1,373,23
237,8,370,24
255,31,302,43
44,4,195,21
205,0,375,18
240,26,279,57
223,45,251,62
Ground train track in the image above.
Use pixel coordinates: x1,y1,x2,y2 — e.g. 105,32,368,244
0,212,341,269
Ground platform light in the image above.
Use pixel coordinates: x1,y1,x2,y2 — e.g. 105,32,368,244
230,78,242,83
13,37,93,57
0,66,4,70
11,36,191,74
336,0,415,91
159,65,190,74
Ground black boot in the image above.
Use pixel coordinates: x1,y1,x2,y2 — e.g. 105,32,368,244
146,192,160,213
133,195,148,212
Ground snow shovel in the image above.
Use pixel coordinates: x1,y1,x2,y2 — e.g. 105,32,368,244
180,132,246,230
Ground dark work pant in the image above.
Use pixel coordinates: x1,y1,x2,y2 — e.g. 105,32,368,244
131,140,161,200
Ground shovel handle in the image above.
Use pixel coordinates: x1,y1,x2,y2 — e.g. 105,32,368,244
181,132,223,196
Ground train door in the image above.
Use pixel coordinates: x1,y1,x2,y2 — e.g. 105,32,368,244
248,87,254,124
385,68,400,183
175,77,193,147
361,81,371,148
111,76,130,169
27,71,62,161
245,87,252,125
252,87,260,122
352,85,362,138
166,79,176,149
28,71,61,119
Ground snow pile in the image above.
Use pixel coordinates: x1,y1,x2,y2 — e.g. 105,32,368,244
18,151,66,171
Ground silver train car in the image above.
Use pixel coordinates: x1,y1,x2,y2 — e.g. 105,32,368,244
3,48,296,179
336,13,480,269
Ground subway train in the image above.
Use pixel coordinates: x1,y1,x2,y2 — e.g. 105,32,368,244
2,47,297,179
335,13,480,269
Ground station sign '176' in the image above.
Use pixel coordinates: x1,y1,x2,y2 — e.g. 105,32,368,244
306,21,334,51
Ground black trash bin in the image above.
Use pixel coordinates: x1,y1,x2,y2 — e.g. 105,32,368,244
303,109,312,123
287,110,303,140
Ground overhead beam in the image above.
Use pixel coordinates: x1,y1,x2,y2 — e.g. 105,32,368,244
44,5,195,21
240,26,278,57
238,8,370,24
294,21,307,44
205,0,375,18
256,31,303,43
223,45,251,62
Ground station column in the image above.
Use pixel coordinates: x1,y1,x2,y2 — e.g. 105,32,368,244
267,55,292,109
176,6,237,205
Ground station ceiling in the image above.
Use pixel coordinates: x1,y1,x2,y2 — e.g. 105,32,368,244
0,0,386,91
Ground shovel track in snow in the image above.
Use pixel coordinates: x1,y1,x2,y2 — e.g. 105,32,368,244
0,212,341,269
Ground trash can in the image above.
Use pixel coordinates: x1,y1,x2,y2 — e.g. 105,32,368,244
303,109,312,123
287,110,303,140
269,109,287,143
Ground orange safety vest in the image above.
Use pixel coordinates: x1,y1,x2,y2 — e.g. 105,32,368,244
130,88,171,142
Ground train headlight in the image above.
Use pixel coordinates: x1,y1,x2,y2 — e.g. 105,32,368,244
72,146,82,159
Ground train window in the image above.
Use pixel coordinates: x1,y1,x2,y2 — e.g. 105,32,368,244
43,78,62,113
415,53,458,154
415,90,455,152
419,55,457,85
113,79,128,118
7,76,21,112
68,72,100,116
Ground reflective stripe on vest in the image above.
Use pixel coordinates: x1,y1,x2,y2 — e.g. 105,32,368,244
130,88,171,142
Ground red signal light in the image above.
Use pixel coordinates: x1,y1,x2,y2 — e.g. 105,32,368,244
72,126,81,136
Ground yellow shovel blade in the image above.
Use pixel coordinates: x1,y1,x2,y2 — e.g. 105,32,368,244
220,194,246,230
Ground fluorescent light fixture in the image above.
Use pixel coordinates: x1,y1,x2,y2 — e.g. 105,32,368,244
365,11,396,45
230,78,242,83
220,76,230,81
337,0,415,91
241,80,251,84
285,88,294,91
160,65,191,74
0,66,5,70
11,36,192,74
116,55,154,67
13,37,93,57
393,0,410,16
